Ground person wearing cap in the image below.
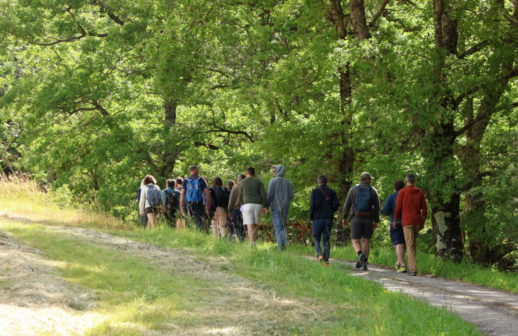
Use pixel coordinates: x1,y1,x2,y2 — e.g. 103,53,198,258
342,172,381,271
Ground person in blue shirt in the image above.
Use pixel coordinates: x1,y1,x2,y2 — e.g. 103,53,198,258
382,179,407,273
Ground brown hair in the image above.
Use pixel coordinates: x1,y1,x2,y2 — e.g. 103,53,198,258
394,179,405,191
176,177,183,186
190,165,198,172
166,179,176,188
238,174,246,181
143,175,157,185
227,180,235,190
212,177,223,187
246,166,255,176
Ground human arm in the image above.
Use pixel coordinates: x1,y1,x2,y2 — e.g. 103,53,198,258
394,189,403,222
382,194,392,216
372,188,381,226
161,190,167,203
288,181,295,201
139,186,147,216
332,190,340,213
309,189,315,222
180,189,186,215
266,179,274,208
204,188,211,212
342,189,353,220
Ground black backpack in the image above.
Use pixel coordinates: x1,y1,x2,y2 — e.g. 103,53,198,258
165,190,178,213
213,187,230,208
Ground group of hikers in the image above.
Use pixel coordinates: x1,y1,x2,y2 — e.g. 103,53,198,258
137,165,427,276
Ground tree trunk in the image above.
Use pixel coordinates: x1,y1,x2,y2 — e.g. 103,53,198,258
161,99,177,177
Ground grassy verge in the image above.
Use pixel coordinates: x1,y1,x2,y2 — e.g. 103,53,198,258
0,221,212,335
110,224,480,335
1,220,479,335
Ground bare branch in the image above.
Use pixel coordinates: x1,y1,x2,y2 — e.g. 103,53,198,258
368,0,391,29
457,40,489,59
454,86,480,107
455,113,489,136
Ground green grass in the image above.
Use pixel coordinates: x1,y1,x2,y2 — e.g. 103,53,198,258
108,224,480,335
1,219,480,335
0,221,221,335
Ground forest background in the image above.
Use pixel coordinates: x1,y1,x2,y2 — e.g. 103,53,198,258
0,0,517,268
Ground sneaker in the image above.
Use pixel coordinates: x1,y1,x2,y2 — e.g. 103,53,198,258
356,253,366,269
397,266,407,273
395,262,401,271
408,272,417,276
362,262,369,271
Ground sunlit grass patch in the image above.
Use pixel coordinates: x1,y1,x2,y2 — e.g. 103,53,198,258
0,222,208,334
0,173,123,230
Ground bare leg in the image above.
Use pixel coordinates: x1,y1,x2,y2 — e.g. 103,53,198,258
147,213,156,229
396,244,406,266
352,239,362,253
212,218,218,237
247,224,259,244
362,238,370,259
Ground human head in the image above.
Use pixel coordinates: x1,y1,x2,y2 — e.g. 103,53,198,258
143,175,157,185
227,180,235,190
394,179,405,191
317,175,328,185
166,179,176,188
246,166,255,177
406,174,416,185
238,174,246,183
190,165,199,175
360,172,373,184
212,177,223,187
176,177,183,188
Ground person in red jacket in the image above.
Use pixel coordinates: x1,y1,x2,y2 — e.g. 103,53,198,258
394,174,427,276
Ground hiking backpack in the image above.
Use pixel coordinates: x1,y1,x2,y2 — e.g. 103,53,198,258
165,190,179,213
213,187,230,208
185,178,203,202
147,184,163,207
353,185,372,215
206,187,218,209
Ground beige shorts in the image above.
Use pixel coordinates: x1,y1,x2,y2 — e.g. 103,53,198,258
242,204,263,225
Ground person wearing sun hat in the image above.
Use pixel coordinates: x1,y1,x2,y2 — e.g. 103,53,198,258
342,172,380,271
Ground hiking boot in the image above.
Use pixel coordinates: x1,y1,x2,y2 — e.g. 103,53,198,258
362,262,369,271
408,272,417,276
324,262,329,267
356,253,366,269
397,266,407,273
395,262,401,271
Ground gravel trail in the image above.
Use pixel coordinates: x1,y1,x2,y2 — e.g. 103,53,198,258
324,257,518,336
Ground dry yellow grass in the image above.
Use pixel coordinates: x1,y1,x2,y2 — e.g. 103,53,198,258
0,172,125,230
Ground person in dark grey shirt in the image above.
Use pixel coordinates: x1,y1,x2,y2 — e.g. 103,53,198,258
342,172,380,271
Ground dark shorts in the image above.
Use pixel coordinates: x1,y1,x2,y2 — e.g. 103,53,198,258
390,222,406,245
351,216,374,240
145,207,161,215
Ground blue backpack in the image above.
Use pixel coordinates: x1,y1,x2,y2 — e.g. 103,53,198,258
353,185,372,214
147,184,163,207
185,178,203,202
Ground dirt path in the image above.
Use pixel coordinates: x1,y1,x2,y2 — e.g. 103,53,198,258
0,219,334,335
323,257,518,336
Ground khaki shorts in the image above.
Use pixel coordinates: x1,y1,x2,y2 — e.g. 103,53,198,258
242,204,263,225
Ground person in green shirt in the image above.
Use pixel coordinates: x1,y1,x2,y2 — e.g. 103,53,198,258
238,166,268,245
